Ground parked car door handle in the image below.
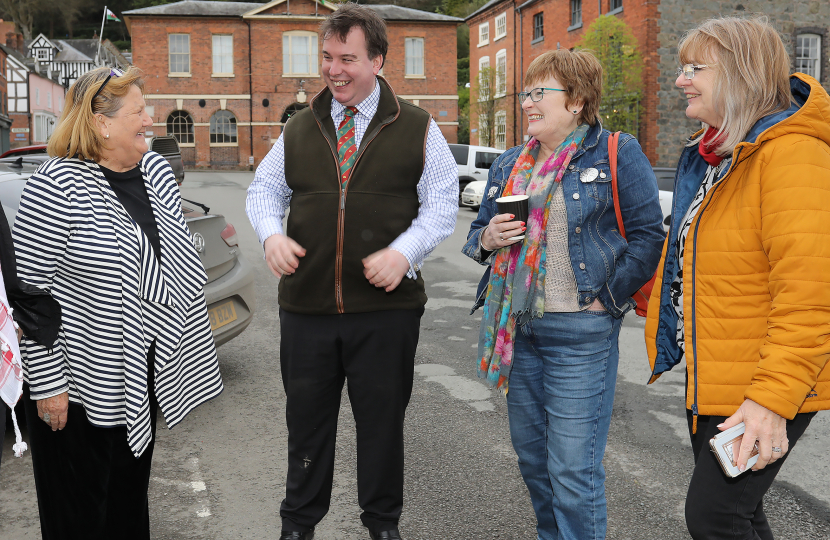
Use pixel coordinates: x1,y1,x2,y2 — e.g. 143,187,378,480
473,171,481,174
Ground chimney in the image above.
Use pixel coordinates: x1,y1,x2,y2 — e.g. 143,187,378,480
5,32,24,54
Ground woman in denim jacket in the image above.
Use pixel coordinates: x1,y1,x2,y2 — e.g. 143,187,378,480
462,49,663,540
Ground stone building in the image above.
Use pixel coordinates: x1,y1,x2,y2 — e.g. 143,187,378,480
123,0,461,169
467,0,829,166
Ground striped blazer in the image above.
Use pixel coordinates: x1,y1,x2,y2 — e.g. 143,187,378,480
13,152,223,457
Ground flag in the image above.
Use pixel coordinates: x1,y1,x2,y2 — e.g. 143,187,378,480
106,8,120,22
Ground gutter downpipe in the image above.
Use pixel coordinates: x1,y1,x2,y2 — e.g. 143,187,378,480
246,18,255,171
598,0,602,16
515,2,523,148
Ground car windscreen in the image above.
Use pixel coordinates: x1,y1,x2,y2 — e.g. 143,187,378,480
475,152,501,169
448,145,468,166
653,168,676,192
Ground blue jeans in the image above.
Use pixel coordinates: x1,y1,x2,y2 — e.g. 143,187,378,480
506,310,622,540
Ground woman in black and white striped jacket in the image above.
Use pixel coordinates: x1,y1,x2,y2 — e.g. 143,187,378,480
14,66,223,540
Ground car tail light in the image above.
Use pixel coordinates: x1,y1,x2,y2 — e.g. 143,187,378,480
221,223,239,247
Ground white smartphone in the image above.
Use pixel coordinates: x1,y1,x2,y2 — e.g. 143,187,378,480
709,422,759,478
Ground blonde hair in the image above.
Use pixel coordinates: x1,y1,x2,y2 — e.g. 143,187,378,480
48,66,145,162
679,16,792,155
524,49,603,126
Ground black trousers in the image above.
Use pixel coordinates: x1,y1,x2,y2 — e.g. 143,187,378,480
278,308,422,534
685,409,815,540
23,355,159,540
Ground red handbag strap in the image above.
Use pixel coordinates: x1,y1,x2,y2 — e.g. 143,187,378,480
608,131,626,239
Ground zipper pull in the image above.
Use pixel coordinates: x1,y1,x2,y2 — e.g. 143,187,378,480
691,404,699,434
340,190,346,210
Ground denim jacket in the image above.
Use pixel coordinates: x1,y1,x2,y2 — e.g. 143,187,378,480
462,122,665,319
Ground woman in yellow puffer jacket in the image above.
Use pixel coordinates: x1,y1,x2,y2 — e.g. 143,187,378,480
644,17,830,539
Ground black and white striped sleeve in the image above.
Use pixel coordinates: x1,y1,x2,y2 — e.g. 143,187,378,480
13,170,72,399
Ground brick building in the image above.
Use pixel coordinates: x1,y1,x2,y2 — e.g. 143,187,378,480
124,0,461,169
467,0,830,166
0,45,11,153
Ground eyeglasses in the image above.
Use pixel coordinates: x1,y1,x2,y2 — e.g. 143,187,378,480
676,64,709,80
91,68,124,110
518,87,565,103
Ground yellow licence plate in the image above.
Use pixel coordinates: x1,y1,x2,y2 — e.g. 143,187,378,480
208,301,238,331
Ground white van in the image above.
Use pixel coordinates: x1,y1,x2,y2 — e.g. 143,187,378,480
448,144,504,203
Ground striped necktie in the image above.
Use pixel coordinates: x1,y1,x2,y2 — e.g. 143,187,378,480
337,106,358,188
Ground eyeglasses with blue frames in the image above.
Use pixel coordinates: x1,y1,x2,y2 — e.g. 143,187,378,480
91,68,125,110
518,87,565,103
676,64,709,80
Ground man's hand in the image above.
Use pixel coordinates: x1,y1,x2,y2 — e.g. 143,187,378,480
264,234,306,278
37,392,69,431
718,398,788,472
363,248,410,292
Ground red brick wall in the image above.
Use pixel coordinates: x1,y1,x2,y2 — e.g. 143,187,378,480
128,11,459,166
10,113,29,148
470,0,660,163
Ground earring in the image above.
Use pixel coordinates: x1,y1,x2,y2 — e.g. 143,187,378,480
573,110,579,114
105,134,110,139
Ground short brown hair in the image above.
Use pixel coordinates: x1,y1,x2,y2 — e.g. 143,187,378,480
319,2,388,65
524,49,603,126
47,66,145,162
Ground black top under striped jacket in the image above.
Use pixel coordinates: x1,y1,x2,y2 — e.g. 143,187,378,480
13,152,223,457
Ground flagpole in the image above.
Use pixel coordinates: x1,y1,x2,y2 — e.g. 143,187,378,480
96,6,107,66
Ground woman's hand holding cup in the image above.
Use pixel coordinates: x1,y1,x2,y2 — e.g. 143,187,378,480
481,213,526,251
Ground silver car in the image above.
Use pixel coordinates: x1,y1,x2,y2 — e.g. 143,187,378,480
0,156,255,347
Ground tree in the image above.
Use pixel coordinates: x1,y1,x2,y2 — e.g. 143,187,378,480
577,15,644,136
472,66,496,147
0,0,47,39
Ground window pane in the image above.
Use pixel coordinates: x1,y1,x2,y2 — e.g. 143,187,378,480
210,110,237,144
292,36,309,75
170,34,190,73
405,38,424,76
167,111,194,144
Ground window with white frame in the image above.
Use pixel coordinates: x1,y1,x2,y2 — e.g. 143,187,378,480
283,32,318,76
210,110,237,145
570,0,582,28
479,22,489,46
36,49,49,62
33,113,56,143
405,37,424,77
495,49,507,97
212,35,233,75
495,111,506,150
478,56,490,100
796,34,821,81
495,13,507,41
167,111,195,145
478,114,490,147
169,34,190,74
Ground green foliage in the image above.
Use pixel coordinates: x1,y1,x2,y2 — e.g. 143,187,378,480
472,66,496,146
457,85,470,144
577,15,643,136
457,57,469,86
456,23,469,59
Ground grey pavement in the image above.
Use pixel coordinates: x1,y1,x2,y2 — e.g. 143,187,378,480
1,170,828,539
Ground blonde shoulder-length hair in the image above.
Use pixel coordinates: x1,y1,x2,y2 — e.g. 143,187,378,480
679,16,792,156
47,66,145,162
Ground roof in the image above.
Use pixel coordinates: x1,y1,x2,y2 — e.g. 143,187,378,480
124,1,297,17
362,5,461,22
54,40,95,62
124,0,461,21
465,0,510,21
0,43,27,64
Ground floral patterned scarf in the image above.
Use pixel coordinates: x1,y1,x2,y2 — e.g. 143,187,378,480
477,125,589,392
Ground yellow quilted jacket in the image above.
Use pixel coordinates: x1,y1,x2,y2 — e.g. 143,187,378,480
645,74,830,423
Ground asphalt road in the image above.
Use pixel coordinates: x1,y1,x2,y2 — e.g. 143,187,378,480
2,170,829,539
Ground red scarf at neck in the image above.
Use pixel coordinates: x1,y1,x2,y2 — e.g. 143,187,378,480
698,127,725,166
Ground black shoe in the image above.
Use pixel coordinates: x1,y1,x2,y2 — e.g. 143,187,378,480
369,529,402,540
279,530,314,540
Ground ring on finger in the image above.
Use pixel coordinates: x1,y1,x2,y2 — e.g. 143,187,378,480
771,446,782,453
499,232,504,241
42,412,51,423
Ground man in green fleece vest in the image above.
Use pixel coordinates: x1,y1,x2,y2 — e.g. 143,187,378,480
246,4,458,540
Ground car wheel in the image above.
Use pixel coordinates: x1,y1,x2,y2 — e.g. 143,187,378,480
470,205,480,212
459,181,470,205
